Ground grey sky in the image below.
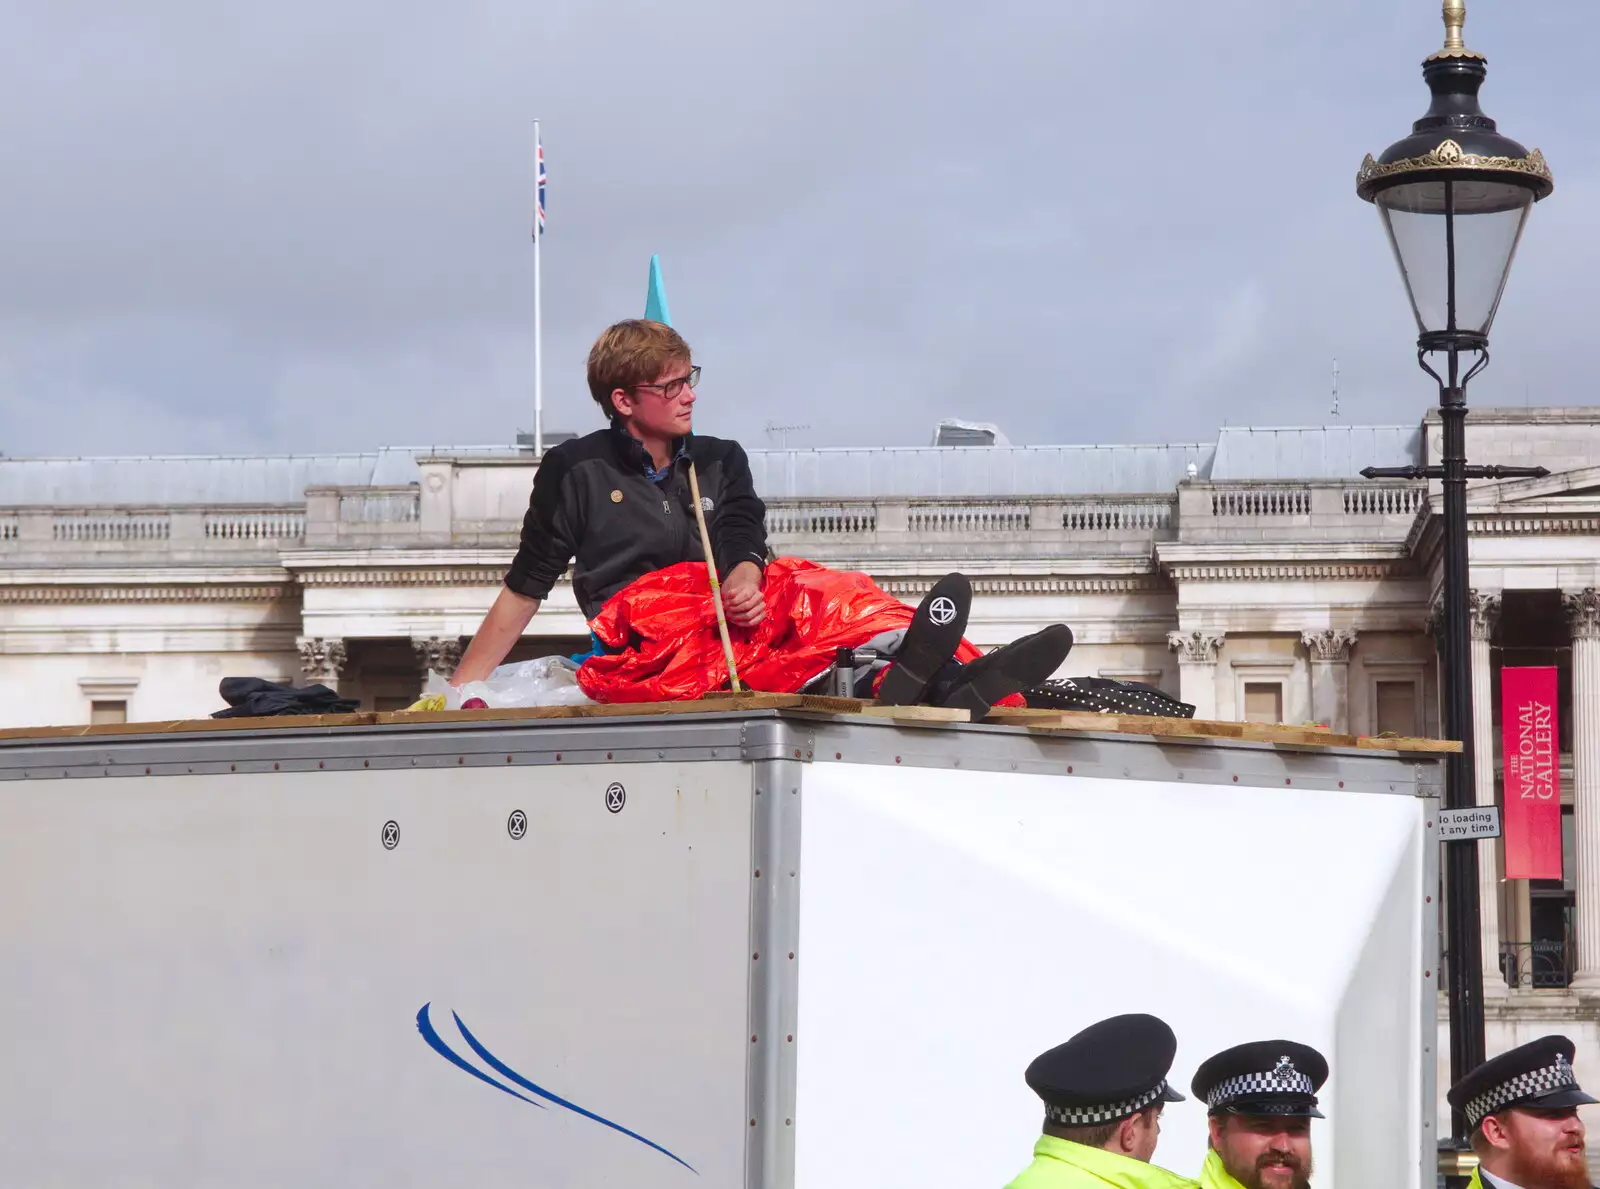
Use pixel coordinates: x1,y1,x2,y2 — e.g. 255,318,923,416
0,0,1592,457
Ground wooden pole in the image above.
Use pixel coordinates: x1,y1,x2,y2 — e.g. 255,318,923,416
687,463,743,693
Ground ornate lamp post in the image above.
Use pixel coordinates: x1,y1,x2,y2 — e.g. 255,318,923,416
1355,0,1553,1149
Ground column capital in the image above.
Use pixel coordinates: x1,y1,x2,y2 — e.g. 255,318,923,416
1301,628,1357,663
413,637,464,679
1564,589,1600,640
297,636,347,685
1469,590,1502,641
1168,629,1225,664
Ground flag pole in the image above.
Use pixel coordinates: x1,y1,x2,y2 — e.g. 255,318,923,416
533,119,544,455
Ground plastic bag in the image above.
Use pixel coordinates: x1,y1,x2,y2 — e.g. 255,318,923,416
424,655,595,710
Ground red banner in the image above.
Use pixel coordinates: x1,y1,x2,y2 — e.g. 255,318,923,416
1501,666,1562,881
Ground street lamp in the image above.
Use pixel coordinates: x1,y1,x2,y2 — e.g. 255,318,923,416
1355,0,1553,1151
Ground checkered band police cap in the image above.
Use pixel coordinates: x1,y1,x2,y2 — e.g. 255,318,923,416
1206,1058,1317,1108
1025,1013,1185,1127
1190,1040,1329,1118
1466,1054,1580,1127
1043,1081,1173,1127
1448,1035,1599,1128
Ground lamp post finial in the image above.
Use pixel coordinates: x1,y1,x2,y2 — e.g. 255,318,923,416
1443,0,1466,52
1431,0,1485,60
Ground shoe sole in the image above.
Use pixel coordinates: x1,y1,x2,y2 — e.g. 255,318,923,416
876,573,973,705
942,624,1074,716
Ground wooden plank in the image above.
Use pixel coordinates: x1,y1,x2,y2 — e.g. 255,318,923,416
985,709,1451,753
989,711,1252,742
1014,711,1128,733
854,705,970,723
145,713,380,734
1238,723,1358,748
571,695,801,717
0,724,96,741
0,697,1458,755
983,708,1242,738
374,705,584,726
1137,717,1247,741
791,694,871,715
378,697,797,726
1356,735,1462,754
0,713,380,741
981,707,1081,723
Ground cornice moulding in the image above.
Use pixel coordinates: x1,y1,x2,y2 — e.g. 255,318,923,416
0,584,294,604
279,549,514,569
877,575,1170,597
0,567,291,585
852,557,1159,580
1158,541,1408,564
1470,516,1600,536
299,568,508,588
1163,562,1404,582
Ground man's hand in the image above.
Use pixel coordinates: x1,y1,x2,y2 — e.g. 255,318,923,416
720,561,766,629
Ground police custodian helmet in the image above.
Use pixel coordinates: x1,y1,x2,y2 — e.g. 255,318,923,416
1025,1013,1187,1126
1191,1040,1329,1119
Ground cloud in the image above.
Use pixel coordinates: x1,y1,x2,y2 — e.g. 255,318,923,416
0,0,1592,456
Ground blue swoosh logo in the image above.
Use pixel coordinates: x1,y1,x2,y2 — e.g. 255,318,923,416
416,1003,544,1109
416,1002,697,1174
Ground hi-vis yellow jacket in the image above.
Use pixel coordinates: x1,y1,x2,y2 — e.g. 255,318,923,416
1197,1149,1248,1189
1004,1135,1201,1189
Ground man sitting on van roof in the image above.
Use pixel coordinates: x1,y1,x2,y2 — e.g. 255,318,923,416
450,319,1071,712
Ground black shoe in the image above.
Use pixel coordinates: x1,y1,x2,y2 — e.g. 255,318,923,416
938,623,1074,716
876,573,972,705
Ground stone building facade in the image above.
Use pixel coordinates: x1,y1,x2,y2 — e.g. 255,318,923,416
4,407,1600,1143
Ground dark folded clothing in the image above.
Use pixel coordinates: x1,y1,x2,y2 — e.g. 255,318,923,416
1022,677,1195,719
212,677,361,718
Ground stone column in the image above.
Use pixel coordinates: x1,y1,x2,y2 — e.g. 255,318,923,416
297,636,348,689
1563,589,1600,989
1167,630,1225,721
1301,628,1357,732
413,637,464,681
1469,592,1505,991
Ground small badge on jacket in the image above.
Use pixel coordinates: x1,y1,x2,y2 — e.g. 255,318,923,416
610,490,623,503
700,496,714,512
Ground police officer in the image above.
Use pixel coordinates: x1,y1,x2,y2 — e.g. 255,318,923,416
1004,1013,1198,1189
1189,1041,1328,1189
1447,1035,1597,1189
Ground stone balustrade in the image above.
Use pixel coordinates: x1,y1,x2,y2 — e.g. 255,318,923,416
0,479,1427,562
1177,480,1424,541
0,506,309,559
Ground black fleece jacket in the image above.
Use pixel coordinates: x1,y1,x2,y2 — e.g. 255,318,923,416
504,426,769,621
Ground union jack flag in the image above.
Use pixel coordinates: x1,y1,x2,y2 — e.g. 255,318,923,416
534,136,546,238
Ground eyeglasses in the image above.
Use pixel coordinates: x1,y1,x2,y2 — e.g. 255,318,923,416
632,365,701,401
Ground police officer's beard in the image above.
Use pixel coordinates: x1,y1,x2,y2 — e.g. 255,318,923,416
1513,1137,1589,1189
1239,1148,1312,1189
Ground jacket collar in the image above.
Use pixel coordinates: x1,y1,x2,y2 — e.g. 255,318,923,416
1030,1135,1198,1189
608,422,689,477
1198,1149,1248,1189
1477,1168,1526,1189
